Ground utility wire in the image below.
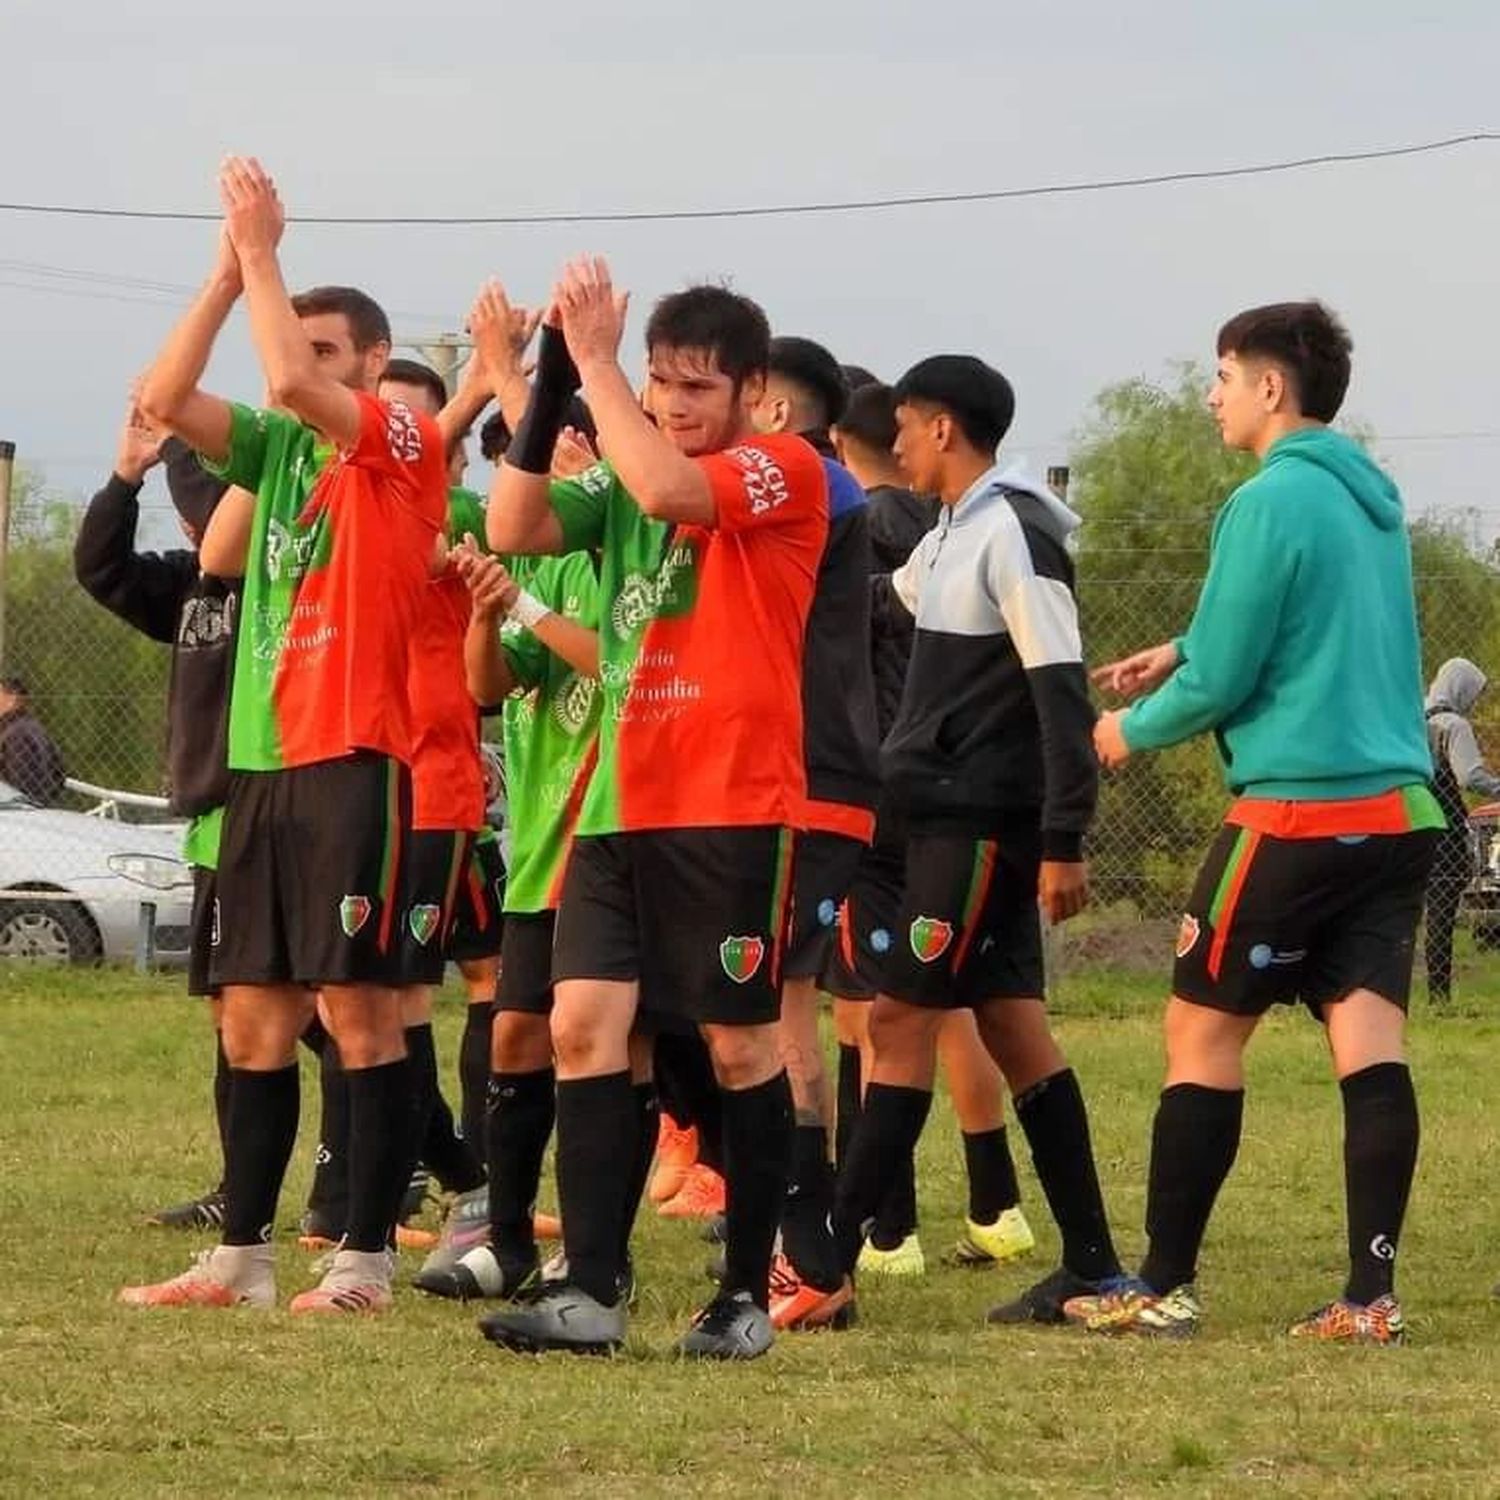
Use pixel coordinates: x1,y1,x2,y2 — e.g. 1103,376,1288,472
0,132,1494,226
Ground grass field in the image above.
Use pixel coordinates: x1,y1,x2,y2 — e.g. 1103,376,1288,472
2,960,1498,1497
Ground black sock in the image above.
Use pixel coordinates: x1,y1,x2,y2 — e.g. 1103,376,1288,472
406,1024,485,1194
720,1072,795,1310
871,1147,919,1250
783,1124,842,1291
1138,1084,1244,1294
835,1043,862,1177
305,1037,349,1236
833,1083,932,1272
460,1003,494,1165
1341,1062,1419,1305
653,1030,724,1172
620,1083,658,1263
212,1032,232,1194
555,1072,636,1306
963,1126,1021,1223
1015,1069,1121,1282
487,1067,556,1266
222,1065,299,1246
300,1013,328,1056
344,1059,412,1254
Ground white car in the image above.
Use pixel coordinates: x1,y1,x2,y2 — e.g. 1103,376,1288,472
0,779,193,965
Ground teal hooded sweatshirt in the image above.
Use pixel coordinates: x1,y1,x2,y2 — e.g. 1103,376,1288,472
1122,426,1435,800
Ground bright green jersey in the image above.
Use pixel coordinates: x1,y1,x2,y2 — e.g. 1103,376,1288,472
498,552,601,913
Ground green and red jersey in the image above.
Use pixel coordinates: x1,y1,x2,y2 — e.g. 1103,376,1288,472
408,487,488,832
499,552,601,912
208,395,447,771
546,436,828,836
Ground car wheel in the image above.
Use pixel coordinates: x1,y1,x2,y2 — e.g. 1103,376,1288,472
0,900,103,964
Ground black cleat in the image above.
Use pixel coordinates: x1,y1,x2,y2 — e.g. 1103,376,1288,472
477,1282,626,1355
146,1190,227,1231
986,1265,1118,1326
677,1289,774,1360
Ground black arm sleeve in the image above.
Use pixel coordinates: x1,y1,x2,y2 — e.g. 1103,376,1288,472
73,475,198,643
507,326,583,474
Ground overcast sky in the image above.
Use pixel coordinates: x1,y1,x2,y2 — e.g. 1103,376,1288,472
3,0,1498,542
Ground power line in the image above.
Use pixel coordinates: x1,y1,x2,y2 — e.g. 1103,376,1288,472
0,132,1495,226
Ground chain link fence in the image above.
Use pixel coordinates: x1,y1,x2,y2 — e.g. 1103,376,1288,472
2,451,1498,992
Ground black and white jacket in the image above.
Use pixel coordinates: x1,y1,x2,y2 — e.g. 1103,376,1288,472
882,464,1097,859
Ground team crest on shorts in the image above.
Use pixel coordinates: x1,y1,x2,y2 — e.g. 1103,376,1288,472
339,895,372,938
909,916,954,963
1176,914,1201,959
408,904,441,946
719,935,765,984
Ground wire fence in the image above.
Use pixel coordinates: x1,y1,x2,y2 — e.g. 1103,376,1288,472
2,463,1498,994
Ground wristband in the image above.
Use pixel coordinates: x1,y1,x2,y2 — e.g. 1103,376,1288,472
508,325,581,474
507,589,553,631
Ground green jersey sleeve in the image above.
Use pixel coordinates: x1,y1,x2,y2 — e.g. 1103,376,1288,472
200,402,283,491
447,487,489,548
548,462,618,554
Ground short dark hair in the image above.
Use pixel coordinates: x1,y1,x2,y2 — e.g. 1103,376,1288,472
836,381,898,455
893,355,1015,453
1215,300,1352,422
381,358,448,414
841,364,880,392
290,285,391,351
0,675,27,698
479,395,596,465
644,284,771,390
768,336,848,427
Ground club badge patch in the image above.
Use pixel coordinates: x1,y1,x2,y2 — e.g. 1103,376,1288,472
1176,914,1201,959
339,895,372,938
719,935,766,984
909,916,954,963
408,904,441,946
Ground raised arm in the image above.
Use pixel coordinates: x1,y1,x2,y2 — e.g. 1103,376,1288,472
136,231,241,463
557,257,716,525
219,156,363,451
438,290,538,453
73,403,193,641
480,282,571,555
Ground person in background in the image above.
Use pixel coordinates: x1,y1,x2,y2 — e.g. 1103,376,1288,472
1422,657,1500,1004
0,675,65,805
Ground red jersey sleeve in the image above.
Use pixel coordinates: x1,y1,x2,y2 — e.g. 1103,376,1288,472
696,433,828,535
344,392,448,529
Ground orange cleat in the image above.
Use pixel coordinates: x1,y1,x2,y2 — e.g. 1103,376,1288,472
532,1211,563,1241
119,1246,275,1309
395,1223,439,1251
658,1163,727,1219
768,1253,856,1331
648,1113,700,1205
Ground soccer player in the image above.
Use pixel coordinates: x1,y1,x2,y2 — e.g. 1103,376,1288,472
119,157,447,1314
829,355,1126,1327
479,261,828,1359
416,539,602,1301
747,335,876,1330
1075,301,1440,1343
74,400,236,1229
827,379,1035,1277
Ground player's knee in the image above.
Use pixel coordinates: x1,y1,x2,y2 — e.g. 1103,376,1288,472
492,1010,552,1073
549,1005,626,1075
704,1024,779,1090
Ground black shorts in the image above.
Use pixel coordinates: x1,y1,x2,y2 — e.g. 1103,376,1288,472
552,826,795,1027
783,830,867,981
880,826,1045,1010
188,865,218,998
820,833,905,1002
496,910,557,1015
210,752,410,988
397,829,472,986
1173,824,1439,1017
447,834,506,964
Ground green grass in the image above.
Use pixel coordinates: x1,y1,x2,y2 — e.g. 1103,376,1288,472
3,963,1499,1497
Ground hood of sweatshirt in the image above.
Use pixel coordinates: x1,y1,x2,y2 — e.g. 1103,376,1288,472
949,460,1080,545
1427,656,1487,715
1262,427,1403,532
